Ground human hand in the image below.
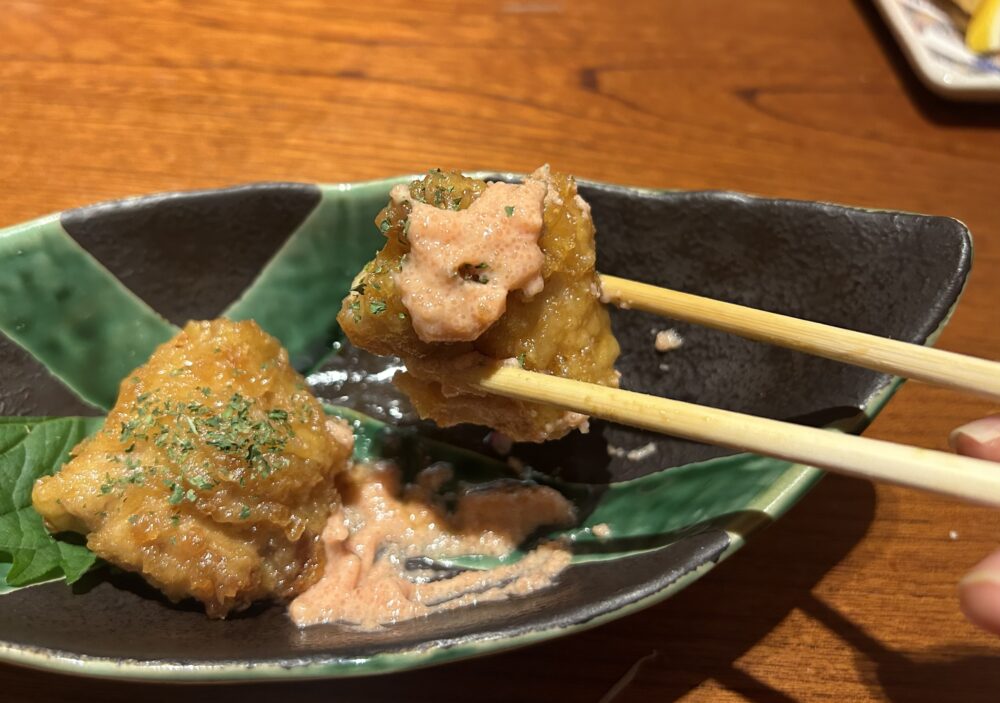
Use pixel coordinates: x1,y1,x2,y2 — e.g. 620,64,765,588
952,416,1000,634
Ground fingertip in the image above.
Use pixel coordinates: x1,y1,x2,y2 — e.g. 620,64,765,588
952,419,1000,635
960,575,1000,636
950,415,1000,461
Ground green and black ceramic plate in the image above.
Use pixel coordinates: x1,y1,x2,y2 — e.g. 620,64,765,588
0,174,972,681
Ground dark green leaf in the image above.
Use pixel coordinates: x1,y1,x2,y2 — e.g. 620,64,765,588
0,417,103,589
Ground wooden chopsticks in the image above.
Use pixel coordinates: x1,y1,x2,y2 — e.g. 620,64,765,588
454,275,1000,507
464,365,1000,508
599,275,1000,403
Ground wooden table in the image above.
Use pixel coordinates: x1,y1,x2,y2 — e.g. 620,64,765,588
2,1,999,700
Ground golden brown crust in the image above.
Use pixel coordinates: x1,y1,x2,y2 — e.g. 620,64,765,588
337,168,620,442
32,319,352,617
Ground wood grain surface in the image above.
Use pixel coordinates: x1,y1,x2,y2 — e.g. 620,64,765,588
2,1,1000,701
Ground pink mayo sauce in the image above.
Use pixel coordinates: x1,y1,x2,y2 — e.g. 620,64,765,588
392,177,548,343
289,462,575,629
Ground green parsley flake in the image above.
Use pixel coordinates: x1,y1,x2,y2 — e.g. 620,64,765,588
167,481,185,505
239,505,251,520
505,206,515,217
202,394,293,478
189,474,214,491
369,300,387,315
108,389,296,508
517,353,527,368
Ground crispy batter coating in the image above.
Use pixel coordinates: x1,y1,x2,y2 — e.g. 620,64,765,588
32,319,353,617
337,167,620,442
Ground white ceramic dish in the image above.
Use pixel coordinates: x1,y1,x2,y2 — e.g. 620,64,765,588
873,0,1000,101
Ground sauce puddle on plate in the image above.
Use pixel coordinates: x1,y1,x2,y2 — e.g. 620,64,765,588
289,462,575,629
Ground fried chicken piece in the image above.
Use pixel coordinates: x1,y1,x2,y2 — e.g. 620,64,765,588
337,166,620,443
32,319,353,617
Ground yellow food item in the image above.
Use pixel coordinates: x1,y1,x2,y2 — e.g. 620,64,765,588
337,167,621,442
967,0,1000,53
32,319,353,617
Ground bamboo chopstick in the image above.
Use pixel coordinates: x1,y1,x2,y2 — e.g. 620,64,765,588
461,365,1000,508
599,274,1000,403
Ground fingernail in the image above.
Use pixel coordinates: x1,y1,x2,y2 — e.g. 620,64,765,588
961,571,1000,587
949,415,1000,460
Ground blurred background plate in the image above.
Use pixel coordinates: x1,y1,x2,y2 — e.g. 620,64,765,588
873,0,1000,100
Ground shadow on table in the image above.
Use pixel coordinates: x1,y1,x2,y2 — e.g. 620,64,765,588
563,472,878,703
852,0,1000,127
804,595,1000,703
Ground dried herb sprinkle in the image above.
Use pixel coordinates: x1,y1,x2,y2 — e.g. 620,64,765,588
104,390,296,503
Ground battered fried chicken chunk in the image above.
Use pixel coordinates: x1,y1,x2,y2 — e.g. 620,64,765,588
337,166,620,442
32,319,353,617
